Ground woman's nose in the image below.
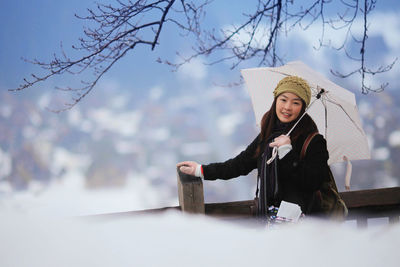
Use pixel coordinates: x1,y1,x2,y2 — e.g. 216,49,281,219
284,102,292,110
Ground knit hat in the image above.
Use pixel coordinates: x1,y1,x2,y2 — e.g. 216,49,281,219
273,76,311,107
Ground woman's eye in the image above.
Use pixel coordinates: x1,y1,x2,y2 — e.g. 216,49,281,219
293,101,301,105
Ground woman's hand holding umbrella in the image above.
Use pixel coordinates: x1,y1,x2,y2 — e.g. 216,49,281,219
269,135,291,148
267,135,293,163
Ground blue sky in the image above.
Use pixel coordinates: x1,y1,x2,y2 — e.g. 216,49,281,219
1,0,399,102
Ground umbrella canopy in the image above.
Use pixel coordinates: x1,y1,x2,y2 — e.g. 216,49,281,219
241,61,370,165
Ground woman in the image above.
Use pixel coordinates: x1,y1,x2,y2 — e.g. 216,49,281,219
177,76,330,216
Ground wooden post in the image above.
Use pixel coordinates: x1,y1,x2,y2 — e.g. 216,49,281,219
177,168,205,214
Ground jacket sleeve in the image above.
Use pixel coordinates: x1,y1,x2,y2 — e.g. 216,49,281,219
202,135,259,180
278,134,330,192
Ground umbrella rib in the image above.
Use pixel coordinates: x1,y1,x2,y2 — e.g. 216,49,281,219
322,97,328,138
324,95,365,135
286,97,318,136
267,69,291,77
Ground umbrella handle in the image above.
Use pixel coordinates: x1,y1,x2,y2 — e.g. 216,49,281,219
266,146,278,165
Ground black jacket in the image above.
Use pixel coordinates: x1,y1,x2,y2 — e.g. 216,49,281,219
202,133,330,213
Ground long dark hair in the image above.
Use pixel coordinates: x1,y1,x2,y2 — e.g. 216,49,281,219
254,97,318,158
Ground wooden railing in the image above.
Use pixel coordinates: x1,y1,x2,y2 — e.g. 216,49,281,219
176,169,400,228
340,187,400,227
89,170,400,229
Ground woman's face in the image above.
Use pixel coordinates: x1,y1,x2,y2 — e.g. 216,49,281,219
275,92,303,123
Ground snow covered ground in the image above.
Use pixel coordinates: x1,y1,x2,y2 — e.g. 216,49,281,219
0,170,178,217
1,209,399,267
0,158,398,267
1,169,399,267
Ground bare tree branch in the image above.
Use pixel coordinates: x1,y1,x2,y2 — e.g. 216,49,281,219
10,0,397,110
329,0,397,94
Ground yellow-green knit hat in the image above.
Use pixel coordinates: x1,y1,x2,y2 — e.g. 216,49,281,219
273,76,311,107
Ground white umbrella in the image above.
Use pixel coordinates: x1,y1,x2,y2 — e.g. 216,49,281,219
241,61,370,170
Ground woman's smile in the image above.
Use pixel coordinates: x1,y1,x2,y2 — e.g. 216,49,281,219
276,92,303,123
281,111,291,118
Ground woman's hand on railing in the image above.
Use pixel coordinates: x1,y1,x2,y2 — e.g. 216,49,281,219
177,161,201,177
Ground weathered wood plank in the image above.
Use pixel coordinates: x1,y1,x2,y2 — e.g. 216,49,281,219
339,187,400,208
177,168,205,214
202,187,400,221
85,206,180,220
205,200,257,218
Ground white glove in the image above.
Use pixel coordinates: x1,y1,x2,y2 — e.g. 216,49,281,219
277,144,292,159
176,161,203,178
269,135,292,159
269,135,291,148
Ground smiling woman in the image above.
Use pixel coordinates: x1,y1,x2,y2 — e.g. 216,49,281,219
275,93,303,123
177,76,338,220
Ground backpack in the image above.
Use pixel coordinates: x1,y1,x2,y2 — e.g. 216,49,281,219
301,132,348,221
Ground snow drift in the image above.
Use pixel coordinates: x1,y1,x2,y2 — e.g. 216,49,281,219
1,210,399,267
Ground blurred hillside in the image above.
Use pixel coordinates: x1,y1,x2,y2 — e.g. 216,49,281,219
0,80,399,213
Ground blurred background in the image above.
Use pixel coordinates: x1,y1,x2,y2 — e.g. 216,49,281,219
0,0,399,217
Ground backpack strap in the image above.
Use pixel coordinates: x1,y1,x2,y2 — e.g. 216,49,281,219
300,131,319,160
301,131,348,218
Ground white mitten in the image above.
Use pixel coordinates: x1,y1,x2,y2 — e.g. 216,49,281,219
177,161,203,178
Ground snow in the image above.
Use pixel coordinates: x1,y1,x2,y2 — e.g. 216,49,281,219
181,142,212,156
1,166,398,267
148,127,171,142
0,210,399,267
217,113,245,136
88,108,143,137
373,147,390,161
375,116,386,129
0,148,12,179
389,131,400,147
1,160,399,267
51,147,92,175
0,170,175,217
